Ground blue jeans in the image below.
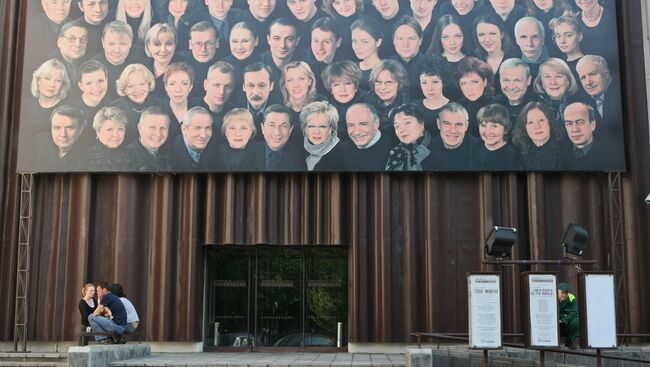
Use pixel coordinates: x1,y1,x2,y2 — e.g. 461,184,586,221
88,315,126,340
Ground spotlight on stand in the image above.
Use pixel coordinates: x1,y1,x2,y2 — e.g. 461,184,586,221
561,223,589,259
484,226,517,258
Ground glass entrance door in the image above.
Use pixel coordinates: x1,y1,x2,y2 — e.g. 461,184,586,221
204,246,347,351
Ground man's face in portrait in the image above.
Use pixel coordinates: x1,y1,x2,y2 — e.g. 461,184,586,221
204,69,235,109
51,112,82,152
138,114,170,151
372,0,400,19
243,69,274,110
261,111,293,150
248,0,276,21
311,28,341,63
206,0,233,19
346,105,380,148
58,26,89,61
189,28,219,63
42,0,72,24
182,112,213,150
577,61,609,97
78,0,109,25
268,23,299,64
564,103,596,148
437,110,469,148
499,65,531,105
102,30,133,65
516,21,543,61
287,0,318,21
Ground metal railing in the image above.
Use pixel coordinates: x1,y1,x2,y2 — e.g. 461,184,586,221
409,332,650,367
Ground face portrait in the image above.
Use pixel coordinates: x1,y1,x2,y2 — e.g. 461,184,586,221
451,0,476,15
78,0,109,25
394,25,422,62
459,72,487,101
124,0,146,18
420,74,443,100
261,112,292,150
351,29,381,61
533,0,553,12
268,24,299,63
169,0,189,19
42,0,72,24
347,105,379,147
374,69,399,104
83,285,96,298
204,69,235,108
575,0,597,13
476,22,503,55
393,112,424,144
312,29,341,63
230,27,258,61
540,65,568,100
287,0,317,21
489,0,515,17
125,70,150,104
410,0,437,20
243,69,273,109
332,0,356,17
225,117,254,149
189,29,219,63
516,21,544,61
284,67,312,101
441,23,463,57
248,0,276,21
182,112,213,150
479,120,506,149
138,114,169,150
372,0,399,19
102,31,132,65
78,69,108,105
331,78,357,104
206,0,233,19
564,103,595,148
500,65,530,105
51,113,82,151
58,26,88,61
37,69,64,100
97,119,126,148
577,61,607,97
437,110,468,148
305,112,332,145
147,31,176,65
165,71,193,104
554,23,582,55
525,108,551,146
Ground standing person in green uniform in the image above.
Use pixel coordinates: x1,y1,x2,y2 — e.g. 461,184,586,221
558,282,579,349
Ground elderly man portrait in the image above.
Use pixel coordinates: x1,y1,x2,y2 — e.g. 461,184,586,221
560,102,622,171
576,54,622,139
126,106,171,171
514,16,548,78
53,20,89,83
494,58,535,123
251,104,306,171
35,105,88,171
171,106,215,171
428,101,480,171
261,18,303,82
33,0,74,64
342,103,393,171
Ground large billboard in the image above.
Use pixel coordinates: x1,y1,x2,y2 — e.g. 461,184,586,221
16,0,625,172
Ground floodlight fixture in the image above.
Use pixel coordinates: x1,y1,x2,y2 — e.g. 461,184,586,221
484,226,517,258
561,223,588,259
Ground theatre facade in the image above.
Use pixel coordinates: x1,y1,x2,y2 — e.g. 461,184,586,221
0,0,650,350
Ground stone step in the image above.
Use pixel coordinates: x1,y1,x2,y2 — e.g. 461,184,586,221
109,352,407,367
0,353,67,367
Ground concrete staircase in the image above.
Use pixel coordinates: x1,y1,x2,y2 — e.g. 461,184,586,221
0,352,67,367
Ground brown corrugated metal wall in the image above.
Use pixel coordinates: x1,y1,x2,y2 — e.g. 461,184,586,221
0,1,649,343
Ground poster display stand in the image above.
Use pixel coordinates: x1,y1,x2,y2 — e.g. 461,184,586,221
467,272,502,350
577,272,617,349
521,272,559,349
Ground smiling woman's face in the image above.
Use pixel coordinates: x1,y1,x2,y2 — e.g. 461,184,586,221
125,70,150,103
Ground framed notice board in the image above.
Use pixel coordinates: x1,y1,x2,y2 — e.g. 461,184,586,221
522,272,559,349
467,272,502,350
578,272,617,349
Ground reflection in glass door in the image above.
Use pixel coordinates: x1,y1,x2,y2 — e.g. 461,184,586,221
204,246,347,351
